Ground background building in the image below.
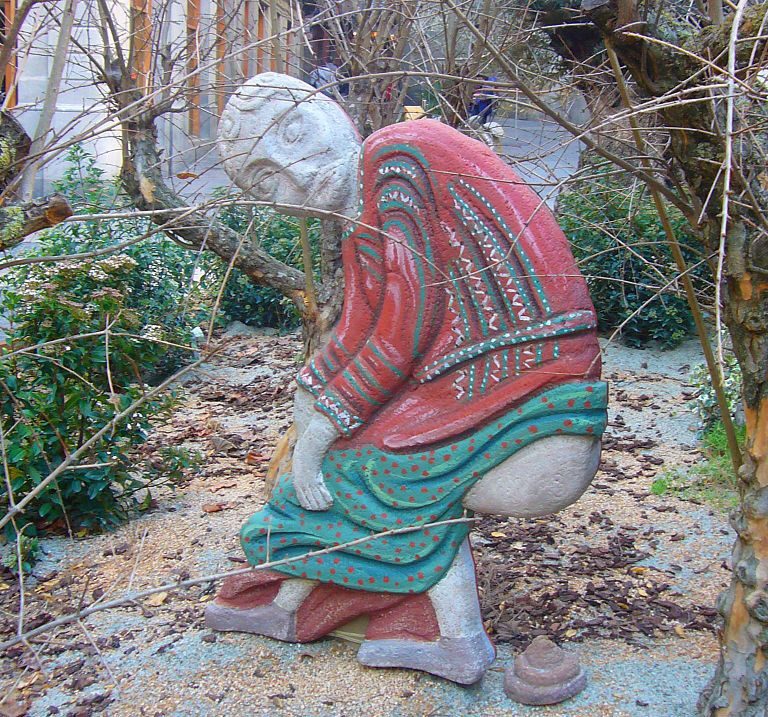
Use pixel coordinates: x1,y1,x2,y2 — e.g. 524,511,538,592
3,0,308,193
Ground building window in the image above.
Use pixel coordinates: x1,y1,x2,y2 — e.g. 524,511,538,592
187,0,201,135
1,0,17,108
130,0,152,92
184,1,298,138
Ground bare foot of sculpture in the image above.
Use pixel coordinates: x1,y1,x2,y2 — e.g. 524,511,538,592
357,541,495,684
204,572,315,642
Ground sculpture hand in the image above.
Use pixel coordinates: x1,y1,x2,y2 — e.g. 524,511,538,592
292,413,339,511
294,469,334,511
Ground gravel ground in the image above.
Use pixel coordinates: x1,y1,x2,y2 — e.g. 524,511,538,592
0,333,732,717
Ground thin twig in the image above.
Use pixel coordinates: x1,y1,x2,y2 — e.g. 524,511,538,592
0,345,227,532
0,515,475,651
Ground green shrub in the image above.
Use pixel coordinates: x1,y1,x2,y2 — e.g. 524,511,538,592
44,145,216,375
0,146,211,541
213,193,320,330
558,168,707,349
0,252,178,536
3,533,40,575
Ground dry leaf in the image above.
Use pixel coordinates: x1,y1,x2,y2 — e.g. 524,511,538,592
490,531,507,538
245,451,268,465
674,624,686,638
0,582,10,591
210,436,236,454
176,171,199,180
16,674,39,690
0,697,29,717
145,591,168,607
211,481,237,493
629,566,647,574
202,502,234,513
564,629,578,638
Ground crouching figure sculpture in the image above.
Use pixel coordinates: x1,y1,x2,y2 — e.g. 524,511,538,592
206,73,608,685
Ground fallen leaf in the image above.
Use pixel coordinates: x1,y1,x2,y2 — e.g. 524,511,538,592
564,629,578,638
202,502,234,513
674,624,686,638
490,531,507,538
211,481,237,493
0,582,10,591
210,436,237,454
0,697,29,717
16,673,39,690
245,451,268,465
145,591,168,607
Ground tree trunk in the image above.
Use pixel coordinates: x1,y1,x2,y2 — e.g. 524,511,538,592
120,113,308,307
0,111,31,197
698,235,768,715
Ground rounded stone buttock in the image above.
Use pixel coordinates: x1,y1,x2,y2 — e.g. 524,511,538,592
504,636,586,705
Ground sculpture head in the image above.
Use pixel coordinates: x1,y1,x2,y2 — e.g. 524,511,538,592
217,72,362,218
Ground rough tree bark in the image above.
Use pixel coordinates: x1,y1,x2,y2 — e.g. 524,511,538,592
575,3,768,714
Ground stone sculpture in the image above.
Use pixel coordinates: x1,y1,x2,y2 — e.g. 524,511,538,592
504,636,587,705
206,72,608,685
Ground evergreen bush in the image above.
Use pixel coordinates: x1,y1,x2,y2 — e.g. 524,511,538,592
213,193,320,330
0,146,207,544
558,169,708,349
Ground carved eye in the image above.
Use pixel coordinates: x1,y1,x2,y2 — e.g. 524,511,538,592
244,162,278,196
281,114,304,144
254,170,277,195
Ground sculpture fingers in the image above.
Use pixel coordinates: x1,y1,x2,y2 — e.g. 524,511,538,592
304,475,333,511
295,484,317,511
311,477,333,510
294,472,333,511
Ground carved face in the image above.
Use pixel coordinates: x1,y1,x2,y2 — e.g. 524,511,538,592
218,73,362,217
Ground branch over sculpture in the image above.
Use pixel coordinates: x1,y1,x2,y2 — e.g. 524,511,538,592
206,73,607,685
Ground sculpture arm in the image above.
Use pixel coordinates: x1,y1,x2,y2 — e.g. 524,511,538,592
295,335,355,398
313,236,436,437
293,386,317,439
292,411,339,511
296,241,376,398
